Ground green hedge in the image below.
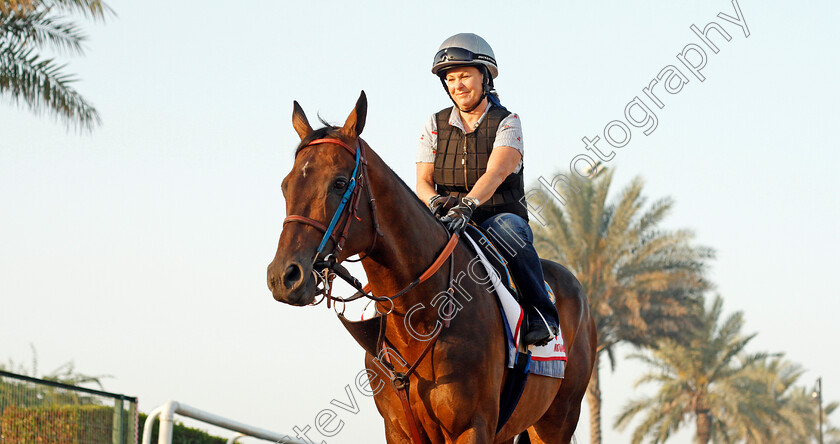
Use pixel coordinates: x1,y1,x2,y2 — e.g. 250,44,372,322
1,404,114,443
138,412,227,444
0,408,227,444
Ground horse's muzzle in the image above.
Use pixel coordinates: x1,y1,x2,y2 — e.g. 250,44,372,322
267,259,316,306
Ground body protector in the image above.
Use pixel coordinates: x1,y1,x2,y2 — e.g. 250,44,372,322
433,106,528,224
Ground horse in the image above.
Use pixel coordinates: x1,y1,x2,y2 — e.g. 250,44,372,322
267,91,596,444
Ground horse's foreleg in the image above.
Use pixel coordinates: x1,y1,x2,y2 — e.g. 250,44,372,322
435,413,494,444
383,419,413,444
450,425,494,444
525,428,551,444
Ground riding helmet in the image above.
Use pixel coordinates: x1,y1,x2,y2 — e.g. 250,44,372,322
431,33,498,79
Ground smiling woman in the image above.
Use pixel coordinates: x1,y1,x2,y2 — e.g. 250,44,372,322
444,67,485,117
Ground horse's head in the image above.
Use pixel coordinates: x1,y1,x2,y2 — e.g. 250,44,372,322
267,91,377,306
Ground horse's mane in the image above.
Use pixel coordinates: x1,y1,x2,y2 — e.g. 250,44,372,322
382,161,436,220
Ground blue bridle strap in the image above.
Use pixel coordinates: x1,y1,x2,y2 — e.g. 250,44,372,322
316,142,361,255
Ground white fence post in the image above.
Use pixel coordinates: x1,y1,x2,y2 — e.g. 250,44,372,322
141,406,163,444
141,400,307,444
158,401,178,444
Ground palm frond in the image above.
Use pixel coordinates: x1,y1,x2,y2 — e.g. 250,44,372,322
1,0,111,130
2,9,87,55
38,0,115,22
615,397,656,431
0,40,100,130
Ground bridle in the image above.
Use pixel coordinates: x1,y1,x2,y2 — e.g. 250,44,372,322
284,137,379,260
282,136,386,304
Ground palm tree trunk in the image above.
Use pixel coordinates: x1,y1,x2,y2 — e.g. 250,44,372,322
587,355,602,444
695,410,711,444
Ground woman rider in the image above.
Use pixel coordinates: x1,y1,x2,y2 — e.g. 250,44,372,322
415,33,560,346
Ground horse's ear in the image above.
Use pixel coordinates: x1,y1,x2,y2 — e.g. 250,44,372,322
341,91,367,139
292,100,313,140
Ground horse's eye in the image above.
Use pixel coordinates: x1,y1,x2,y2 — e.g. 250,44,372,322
333,178,348,190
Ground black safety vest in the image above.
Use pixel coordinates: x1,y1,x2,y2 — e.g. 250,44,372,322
433,106,529,224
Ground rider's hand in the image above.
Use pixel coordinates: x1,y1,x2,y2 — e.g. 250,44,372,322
428,194,446,213
428,195,457,218
439,197,478,233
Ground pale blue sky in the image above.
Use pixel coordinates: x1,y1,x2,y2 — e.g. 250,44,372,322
1,1,838,443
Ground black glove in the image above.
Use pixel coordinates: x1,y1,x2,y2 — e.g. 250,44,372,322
428,195,457,218
439,197,478,233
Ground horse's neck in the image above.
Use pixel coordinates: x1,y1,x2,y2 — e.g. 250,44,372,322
360,145,451,303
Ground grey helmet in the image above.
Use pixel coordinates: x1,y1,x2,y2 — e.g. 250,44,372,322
431,33,498,79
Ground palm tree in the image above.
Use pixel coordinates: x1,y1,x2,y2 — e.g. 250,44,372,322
531,168,713,443
0,0,113,130
741,357,814,443
614,295,778,444
771,386,840,444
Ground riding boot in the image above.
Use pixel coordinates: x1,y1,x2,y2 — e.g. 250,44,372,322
521,289,560,347
479,213,560,347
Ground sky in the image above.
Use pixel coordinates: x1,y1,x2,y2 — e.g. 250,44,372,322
1,0,839,443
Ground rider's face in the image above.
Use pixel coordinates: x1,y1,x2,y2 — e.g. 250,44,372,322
445,66,484,110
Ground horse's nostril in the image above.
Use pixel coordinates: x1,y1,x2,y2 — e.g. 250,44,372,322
283,263,303,289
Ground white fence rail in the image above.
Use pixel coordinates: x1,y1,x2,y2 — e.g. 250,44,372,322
142,400,307,444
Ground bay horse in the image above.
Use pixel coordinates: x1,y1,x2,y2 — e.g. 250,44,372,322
267,91,596,444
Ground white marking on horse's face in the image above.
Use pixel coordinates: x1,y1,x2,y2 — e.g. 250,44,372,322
302,160,309,178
